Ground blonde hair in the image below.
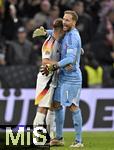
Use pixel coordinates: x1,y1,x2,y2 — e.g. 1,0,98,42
64,10,78,22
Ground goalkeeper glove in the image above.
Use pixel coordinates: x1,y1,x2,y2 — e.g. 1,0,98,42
40,64,58,76
32,26,47,38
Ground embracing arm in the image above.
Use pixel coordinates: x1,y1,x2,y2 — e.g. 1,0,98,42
32,26,53,38
42,58,57,65
57,54,75,67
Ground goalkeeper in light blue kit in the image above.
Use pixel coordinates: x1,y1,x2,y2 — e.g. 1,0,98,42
35,10,84,148
45,10,84,148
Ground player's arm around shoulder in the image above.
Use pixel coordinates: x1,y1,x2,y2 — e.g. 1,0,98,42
56,32,78,68
32,26,53,38
42,58,58,66
65,31,79,59
67,30,79,48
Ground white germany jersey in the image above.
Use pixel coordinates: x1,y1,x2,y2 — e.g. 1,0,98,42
35,35,60,105
42,35,60,61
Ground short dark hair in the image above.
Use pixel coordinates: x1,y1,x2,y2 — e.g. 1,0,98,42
64,10,78,22
53,18,63,30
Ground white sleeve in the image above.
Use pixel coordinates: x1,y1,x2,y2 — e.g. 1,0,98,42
42,50,51,59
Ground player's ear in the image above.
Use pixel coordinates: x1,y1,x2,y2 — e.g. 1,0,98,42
73,20,76,26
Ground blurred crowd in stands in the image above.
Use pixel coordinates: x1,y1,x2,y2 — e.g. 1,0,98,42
0,0,114,88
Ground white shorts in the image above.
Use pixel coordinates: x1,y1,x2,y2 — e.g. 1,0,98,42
35,72,55,108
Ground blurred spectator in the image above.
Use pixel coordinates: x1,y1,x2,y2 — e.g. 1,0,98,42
85,0,100,34
24,18,43,59
99,0,114,20
25,19,36,41
3,0,18,20
53,0,70,17
46,5,60,29
91,9,114,66
33,0,51,28
0,44,6,65
0,0,4,18
81,50,103,88
85,52,103,88
72,0,93,46
8,0,17,5
15,0,29,18
0,0,114,88
5,27,33,65
2,3,22,40
16,0,41,18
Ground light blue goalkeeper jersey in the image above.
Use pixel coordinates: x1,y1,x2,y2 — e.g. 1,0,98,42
58,28,82,85
47,28,82,85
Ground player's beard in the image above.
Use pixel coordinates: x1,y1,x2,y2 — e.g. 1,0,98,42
63,25,72,32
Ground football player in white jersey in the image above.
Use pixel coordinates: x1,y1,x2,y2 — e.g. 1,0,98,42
33,18,64,139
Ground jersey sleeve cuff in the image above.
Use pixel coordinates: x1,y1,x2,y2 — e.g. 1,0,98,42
57,62,61,67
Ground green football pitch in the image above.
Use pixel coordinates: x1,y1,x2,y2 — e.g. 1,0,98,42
0,131,114,150
51,132,114,150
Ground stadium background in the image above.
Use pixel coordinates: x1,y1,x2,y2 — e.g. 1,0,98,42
0,0,114,149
